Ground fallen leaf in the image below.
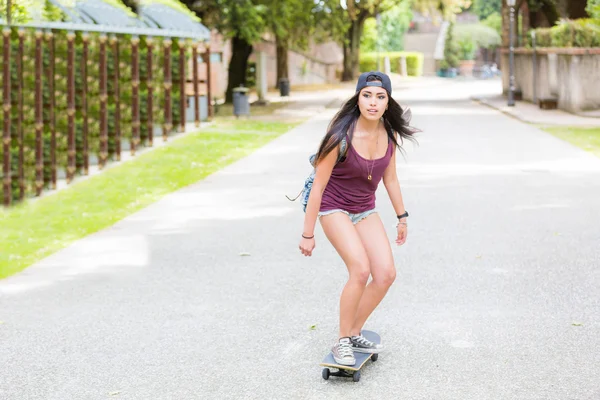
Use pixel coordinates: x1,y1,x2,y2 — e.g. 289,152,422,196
309,324,317,330
239,252,251,257
572,322,583,327
109,391,120,396
475,255,482,259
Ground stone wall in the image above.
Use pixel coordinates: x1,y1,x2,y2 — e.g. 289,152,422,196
501,48,600,112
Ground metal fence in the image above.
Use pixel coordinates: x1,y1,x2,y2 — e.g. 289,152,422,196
1,11,213,207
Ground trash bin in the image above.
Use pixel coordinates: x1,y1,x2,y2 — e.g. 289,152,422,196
232,86,250,117
278,78,290,97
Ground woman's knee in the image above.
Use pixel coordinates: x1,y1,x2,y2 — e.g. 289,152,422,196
373,265,396,287
349,260,371,285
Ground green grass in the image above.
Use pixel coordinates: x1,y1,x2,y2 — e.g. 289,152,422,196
0,120,299,279
542,126,600,158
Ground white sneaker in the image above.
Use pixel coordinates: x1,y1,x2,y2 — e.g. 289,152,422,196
332,337,356,365
350,333,383,354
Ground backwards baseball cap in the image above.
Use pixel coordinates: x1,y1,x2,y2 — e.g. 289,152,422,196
355,71,392,95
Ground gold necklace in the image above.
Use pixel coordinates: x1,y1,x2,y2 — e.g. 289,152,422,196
357,120,380,181
367,132,379,180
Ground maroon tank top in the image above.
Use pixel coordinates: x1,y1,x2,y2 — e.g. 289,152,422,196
320,134,394,214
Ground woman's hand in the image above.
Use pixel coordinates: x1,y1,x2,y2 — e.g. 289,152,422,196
299,236,316,257
396,221,407,246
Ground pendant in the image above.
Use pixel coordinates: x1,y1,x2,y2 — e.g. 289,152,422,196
368,174,372,180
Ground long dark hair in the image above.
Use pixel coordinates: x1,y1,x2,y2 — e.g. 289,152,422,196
314,77,418,165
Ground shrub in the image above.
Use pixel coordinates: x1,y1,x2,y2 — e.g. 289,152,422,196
455,23,502,49
532,19,600,47
587,0,600,20
359,51,424,76
443,22,460,69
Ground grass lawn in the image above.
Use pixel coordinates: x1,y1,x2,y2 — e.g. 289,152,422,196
0,119,300,279
541,126,600,158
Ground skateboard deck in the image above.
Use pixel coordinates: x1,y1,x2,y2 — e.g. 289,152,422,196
319,330,381,382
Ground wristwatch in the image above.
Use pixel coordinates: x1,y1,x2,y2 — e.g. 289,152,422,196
396,211,409,220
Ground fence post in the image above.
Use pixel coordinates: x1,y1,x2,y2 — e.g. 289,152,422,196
192,41,200,127
179,39,186,133
67,30,76,183
531,30,537,105
146,36,154,146
163,38,172,141
82,33,89,175
47,29,56,188
99,34,108,169
205,44,213,119
17,28,24,200
2,27,11,206
112,35,121,160
131,35,140,155
34,29,44,196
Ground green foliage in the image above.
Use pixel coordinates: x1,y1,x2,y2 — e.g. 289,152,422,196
455,23,501,49
471,0,500,20
140,0,200,22
531,19,600,47
261,0,315,51
481,11,501,37
0,0,37,23
457,37,476,60
184,0,266,44
443,22,460,69
360,17,378,52
587,0,600,20
377,1,414,51
360,51,425,76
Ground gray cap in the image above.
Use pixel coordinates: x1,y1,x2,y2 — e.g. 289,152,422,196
355,71,392,95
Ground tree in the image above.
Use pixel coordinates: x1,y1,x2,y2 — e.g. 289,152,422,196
501,0,561,47
183,0,266,103
338,0,402,81
586,0,600,19
361,2,413,53
260,0,316,84
412,0,472,20
472,0,500,20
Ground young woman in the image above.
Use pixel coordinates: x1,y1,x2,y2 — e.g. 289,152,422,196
299,71,417,366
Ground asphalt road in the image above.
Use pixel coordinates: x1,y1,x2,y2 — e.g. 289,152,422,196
1,78,599,400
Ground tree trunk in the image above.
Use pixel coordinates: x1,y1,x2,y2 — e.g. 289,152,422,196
226,35,253,103
538,0,560,26
275,35,288,86
341,13,368,82
567,0,588,18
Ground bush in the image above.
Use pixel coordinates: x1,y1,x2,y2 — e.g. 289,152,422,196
443,22,460,68
455,23,501,49
481,12,502,38
587,0,600,20
359,52,424,76
532,19,600,47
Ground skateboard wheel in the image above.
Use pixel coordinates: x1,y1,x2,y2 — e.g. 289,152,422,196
371,354,379,362
353,371,361,382
322,368,330,380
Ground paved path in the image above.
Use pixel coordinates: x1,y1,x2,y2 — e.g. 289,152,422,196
1,78,599,400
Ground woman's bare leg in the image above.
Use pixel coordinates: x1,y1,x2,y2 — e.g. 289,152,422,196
320,212,371,338
351,213,396,336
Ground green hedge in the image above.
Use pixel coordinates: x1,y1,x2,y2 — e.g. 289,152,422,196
360,51,424,77
531,19,600,47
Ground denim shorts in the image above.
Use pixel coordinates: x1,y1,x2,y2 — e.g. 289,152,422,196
318,208,377,225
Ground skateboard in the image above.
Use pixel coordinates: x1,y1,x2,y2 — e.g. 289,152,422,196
319,330,381,382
